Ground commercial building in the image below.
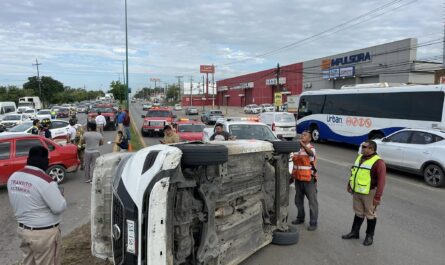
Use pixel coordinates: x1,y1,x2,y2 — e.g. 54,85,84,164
215,38,441,107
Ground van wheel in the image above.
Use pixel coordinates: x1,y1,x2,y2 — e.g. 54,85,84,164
47,165,66,183
271,140,300,153
310,125,320,142
176,143,228,166
272,226,299,245
423,164,445,187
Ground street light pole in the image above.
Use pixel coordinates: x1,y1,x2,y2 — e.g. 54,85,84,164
125,0,129,111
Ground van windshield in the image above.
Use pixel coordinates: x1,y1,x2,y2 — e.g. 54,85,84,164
276,113,295,122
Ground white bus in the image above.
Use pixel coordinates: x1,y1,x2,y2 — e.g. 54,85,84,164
18,96,43,110
296,84,445,145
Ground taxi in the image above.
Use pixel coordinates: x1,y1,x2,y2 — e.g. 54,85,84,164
174,118,206,142
141,107,176,137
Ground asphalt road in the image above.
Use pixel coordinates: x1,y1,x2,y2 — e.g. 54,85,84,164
0,113,118,265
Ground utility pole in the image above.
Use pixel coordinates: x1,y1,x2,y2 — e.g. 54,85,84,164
124,0,129,111
189,76,193,107
202,75,205,111
122,60,126,85
276,63,281,111
211,68,215,108
175,75,183,102
32,59,42,99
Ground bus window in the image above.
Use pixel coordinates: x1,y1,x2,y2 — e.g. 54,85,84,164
298,95,325,119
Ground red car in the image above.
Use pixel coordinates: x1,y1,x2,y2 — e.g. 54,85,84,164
0,134,80,185
175,119,206,142
141,107,176,137
87,107,117,130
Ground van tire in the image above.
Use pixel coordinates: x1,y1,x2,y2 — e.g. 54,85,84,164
271,140,300,153
272,226,299,245
176,143,228,166
310,125,320,142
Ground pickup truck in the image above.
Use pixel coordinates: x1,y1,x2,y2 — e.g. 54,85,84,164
87,107,117,130
91,140,299,265
140,107,176,136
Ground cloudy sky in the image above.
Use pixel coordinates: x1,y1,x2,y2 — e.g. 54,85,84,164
0,0,442,92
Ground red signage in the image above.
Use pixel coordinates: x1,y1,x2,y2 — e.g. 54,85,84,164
440,76,445,84
200,65,215,73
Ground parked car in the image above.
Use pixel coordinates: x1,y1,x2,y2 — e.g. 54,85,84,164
142,102,152,111
359,128,445,187
0,114,30,129
91,140,299,264
36,109,52,121
2,120,71,141
87,108,117,130
175,119,206,141
185,106,199,115
201,110,224,125
174,103,182,110
260,103,275,112
244,104,262,114
0,134,80,185
57,107,70,118
259,112,297,140
140,108,176,136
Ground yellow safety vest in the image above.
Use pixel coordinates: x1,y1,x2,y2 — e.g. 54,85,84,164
349,154,380,195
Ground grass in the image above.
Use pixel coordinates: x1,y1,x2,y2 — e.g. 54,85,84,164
129,123,144,151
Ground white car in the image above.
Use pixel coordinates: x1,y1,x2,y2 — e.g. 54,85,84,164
2,120,72,141
24,109,38,119
243,104,262,114
17,106,33,114
36,109,52,120
362,128,445,187
260,103,275,112
91,140,299,264
259,112,297,140
0,114,30,129
202,118,278,142
174,103,182,110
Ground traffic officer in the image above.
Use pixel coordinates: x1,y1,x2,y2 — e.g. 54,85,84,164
291,130,318,231
342,140,386,246
7,146,66,265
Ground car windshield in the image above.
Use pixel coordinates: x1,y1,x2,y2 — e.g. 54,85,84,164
9,122,33,132
210,111,222,115
229,124,277,140
38,110,51,114
275,113,295,122
90,108,113,113
178,124,205,132
60,108,69,112
146,110,171,117
3,115,21,120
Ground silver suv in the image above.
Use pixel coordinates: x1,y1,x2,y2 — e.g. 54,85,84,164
91,140,299,265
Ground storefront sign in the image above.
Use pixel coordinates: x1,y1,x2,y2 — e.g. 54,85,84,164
339,66,355,77
331,52,371,67
274,92,282,106
266,77,286,85
200,65,215,73
323,66,355,80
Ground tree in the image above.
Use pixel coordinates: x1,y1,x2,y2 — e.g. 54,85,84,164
23,76,64,104
108,80,127,101
166,84,180,102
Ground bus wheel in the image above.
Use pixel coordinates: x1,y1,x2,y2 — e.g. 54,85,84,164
310,125,320,142
369,132,384,140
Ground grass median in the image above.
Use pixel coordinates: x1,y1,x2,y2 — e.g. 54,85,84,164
129,122,144,151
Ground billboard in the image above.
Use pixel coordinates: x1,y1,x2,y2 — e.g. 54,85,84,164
200,65,215,73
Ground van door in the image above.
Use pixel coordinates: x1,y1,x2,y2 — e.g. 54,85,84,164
273,113,297,140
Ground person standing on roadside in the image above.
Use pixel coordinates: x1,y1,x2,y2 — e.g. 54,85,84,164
342,140,386,246
123,109,131,140
95,111,106,135
31,119,40,135
66,120,77,144
117,107,125,134
160,125,179,144
81,123,103,183
291,130,318,231
7,146,66,265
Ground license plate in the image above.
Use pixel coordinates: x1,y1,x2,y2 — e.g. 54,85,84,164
126,220,136,254
150,121,164,126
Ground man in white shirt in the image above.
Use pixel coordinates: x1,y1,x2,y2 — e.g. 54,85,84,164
95,111,106,135
66,120,77,144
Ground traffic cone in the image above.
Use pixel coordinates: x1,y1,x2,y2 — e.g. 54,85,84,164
128,143,133,152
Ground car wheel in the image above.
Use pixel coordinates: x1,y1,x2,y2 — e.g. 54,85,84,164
270,140,300,153
272,226,299,245
141,128,147,137
176,143,228,166
423,164,445,187
47,165,66,183
310,125,321,143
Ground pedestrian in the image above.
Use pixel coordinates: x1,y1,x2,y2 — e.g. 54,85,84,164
210,123,231,141
113,131,129,151
342,140,386,246
291,130,318,231
31,119,40,135
81,122,103,183
95,111,106,135
160,125,179,144
7,146,66,265
66,120,77,144
117,107,125,134
74,124,85,170
122,109,131,140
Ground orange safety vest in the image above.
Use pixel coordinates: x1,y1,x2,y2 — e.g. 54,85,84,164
292,143,317,182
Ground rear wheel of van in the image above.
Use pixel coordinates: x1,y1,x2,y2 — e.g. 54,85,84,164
176,143,228,166
272,226,299,245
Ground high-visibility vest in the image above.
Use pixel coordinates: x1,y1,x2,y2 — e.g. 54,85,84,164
349,154,380,194
292,143,316,182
